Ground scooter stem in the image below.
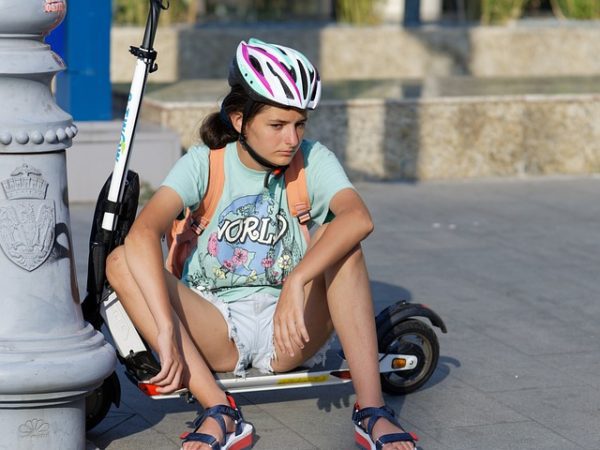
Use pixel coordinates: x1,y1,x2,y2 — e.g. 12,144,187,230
101,0,167,236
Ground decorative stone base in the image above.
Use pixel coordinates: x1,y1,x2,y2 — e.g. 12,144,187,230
0,397,85,450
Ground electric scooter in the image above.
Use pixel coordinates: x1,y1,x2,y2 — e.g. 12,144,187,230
81,0,447,431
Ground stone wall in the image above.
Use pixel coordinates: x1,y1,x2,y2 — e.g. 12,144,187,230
112,22,600,181
111,22,600,84
138,79,600,181
328,95,600,180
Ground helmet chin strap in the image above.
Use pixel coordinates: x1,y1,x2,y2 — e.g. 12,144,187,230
239,100,287,188
239,134,286,188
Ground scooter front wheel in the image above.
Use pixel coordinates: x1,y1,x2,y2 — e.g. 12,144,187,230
378,319,439,395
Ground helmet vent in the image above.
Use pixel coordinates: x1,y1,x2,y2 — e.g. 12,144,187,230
298,65,308,98
267,64,294,101
288,67,297,82
249,55,263,75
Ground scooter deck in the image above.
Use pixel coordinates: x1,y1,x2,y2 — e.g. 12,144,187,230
138,349,351,399
137,348,415,399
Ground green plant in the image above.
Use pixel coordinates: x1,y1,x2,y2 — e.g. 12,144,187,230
480,0,528,23
113,0,194,25
336,0,381,25
550,0,600,19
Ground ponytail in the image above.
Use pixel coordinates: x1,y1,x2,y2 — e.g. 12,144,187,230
199,84,268,148
199,111,238,149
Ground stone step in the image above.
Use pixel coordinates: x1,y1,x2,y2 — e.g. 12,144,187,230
134,76,600,181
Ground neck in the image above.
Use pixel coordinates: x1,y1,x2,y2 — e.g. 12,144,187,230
235,141,265,171
236,137,281,171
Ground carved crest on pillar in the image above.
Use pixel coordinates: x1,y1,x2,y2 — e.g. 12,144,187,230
0,164,55,271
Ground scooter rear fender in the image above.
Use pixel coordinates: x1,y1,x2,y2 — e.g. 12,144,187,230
106,371,121,407
376,301,447,334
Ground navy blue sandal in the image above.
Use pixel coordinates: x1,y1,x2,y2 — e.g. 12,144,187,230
180,394,254,450
352,403,418,449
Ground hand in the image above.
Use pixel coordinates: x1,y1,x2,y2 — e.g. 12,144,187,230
273,274,310,358
147,328,184,394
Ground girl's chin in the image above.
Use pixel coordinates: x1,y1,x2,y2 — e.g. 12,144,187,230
270,153,294,164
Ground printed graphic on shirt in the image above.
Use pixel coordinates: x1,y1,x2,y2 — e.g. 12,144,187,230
187,192,302,292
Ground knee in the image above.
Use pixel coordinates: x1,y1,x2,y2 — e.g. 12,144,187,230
344,243,365,266
105,245,127,287
325,243,365,280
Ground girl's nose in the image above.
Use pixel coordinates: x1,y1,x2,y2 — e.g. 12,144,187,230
285,125,300,146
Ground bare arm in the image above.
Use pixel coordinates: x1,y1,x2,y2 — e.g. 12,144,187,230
274,188,374,356
122,186,185,389
289,187,374,286
123,185,184,334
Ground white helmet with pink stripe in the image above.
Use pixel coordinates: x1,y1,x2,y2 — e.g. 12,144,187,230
229,38,321,110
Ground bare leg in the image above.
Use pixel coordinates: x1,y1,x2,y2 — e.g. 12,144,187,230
106,246,239,450
272,227,414,450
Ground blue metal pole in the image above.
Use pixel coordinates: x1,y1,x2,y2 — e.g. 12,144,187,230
404,0,422,26
54,0,112,121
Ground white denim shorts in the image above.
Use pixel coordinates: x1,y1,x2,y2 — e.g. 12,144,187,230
195,289,332,377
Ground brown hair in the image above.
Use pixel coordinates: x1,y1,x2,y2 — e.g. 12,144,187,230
199,85,268,149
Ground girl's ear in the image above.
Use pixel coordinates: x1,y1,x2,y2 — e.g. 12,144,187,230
230,112,243,134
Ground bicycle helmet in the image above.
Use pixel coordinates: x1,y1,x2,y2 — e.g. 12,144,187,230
229,38,321,110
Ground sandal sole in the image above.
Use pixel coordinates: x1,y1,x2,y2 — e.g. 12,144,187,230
355,425,376,450
180,422,254,450
226,422,254,450
354,425,417,450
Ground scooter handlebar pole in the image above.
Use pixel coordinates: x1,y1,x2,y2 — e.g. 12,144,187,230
142,0,167,51
101,0,168,235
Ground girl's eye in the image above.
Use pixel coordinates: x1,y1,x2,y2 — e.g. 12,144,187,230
271,124,283,129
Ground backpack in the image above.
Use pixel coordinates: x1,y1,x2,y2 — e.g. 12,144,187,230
165,146,311,279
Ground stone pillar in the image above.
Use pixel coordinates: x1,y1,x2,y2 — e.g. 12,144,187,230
0,1,116,449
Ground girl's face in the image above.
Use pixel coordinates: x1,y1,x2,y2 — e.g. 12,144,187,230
233,105,307,171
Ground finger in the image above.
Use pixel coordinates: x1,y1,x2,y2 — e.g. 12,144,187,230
157,363,180,393
171,366,183,391
154,363,176,387
289,320,305,350
296,314,310,348
294,312,310,344
147,362,171,384
163,359,181,386
281,322,296,357
169,363,183,390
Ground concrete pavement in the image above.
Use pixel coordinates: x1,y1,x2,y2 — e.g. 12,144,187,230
71,174,600,449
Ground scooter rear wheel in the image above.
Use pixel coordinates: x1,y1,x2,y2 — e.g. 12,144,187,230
378,319,439,395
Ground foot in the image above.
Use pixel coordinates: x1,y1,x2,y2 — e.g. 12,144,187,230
353,403,417,450
181,412,234,450
369,416,415,450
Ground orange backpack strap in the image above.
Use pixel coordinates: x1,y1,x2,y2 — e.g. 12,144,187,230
285,149,311,243
165,147,225,278
190,147,226,231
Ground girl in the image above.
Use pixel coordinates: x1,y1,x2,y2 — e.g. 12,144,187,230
106,38,417,450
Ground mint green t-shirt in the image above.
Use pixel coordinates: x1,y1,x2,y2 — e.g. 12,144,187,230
162,140,354,302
